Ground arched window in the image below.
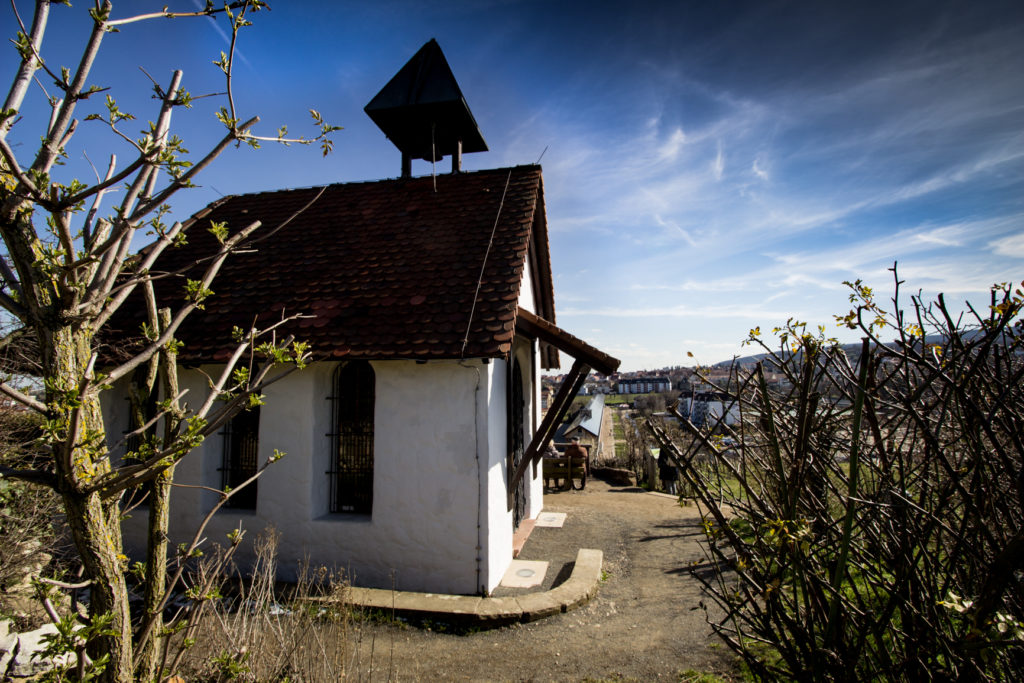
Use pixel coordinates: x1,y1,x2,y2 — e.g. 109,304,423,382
328,361,375,514
220,405,261,510
509,359,527,528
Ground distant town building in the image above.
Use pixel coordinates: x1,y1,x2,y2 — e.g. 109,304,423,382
556,394,606,458
617,376,671,394
681,391,740,428
540,386,554,414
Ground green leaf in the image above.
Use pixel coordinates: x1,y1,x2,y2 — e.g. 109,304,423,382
208,220,228,244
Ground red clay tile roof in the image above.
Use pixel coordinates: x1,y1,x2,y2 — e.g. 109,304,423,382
111,165,555,364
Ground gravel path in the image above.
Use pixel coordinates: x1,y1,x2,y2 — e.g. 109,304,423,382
345,479,734,682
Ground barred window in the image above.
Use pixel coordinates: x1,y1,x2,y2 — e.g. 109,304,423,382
327,361,375,514
125,367,158,457
220,406,260,510
124,367,159,508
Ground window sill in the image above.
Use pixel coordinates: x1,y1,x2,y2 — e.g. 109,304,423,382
216,506,259,515
315,512,372,523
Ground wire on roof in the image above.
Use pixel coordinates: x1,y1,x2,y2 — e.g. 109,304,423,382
460,169,513,359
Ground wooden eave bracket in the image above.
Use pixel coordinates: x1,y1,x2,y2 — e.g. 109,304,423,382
515,307,618,376
507,309,620,509
508,358,590,509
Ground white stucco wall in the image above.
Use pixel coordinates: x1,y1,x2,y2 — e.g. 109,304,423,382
483,359,511,592
109,356,542,596
99,377,131,461
518,258,535,313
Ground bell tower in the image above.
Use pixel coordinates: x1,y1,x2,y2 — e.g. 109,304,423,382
365,39,488,178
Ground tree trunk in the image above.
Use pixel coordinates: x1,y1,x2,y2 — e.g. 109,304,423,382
45,325,135,681
137,307,180,681
137,469,172,680
60,489,134,681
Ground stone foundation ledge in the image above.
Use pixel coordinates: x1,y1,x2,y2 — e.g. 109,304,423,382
309,548,602,628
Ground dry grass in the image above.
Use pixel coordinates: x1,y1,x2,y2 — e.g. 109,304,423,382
169,530,377,682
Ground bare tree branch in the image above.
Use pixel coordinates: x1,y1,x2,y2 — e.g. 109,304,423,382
64,153,151,214
0,379,46,412
130,115,258,221
82,153,116,248
94,360,303,499
96,219,260,357
141,71,183,201
0,134,43,200
30,0,110,176
106,2,253,27
0,0,50,139
0,465,57,488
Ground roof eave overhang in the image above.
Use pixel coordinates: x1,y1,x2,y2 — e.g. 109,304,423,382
514,307,619,376
526,179,559,370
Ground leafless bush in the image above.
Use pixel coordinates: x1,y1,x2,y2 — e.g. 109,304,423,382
649,271,1024,681
0,405,63,602
621,412,650,484
171,529,355,682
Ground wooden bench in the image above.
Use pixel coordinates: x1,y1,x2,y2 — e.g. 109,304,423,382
543,450,588,491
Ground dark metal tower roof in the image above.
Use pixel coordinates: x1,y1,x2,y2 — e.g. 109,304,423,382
364,39,488,163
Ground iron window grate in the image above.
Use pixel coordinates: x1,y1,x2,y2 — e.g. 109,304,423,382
220,406,260,510
327,361,375,514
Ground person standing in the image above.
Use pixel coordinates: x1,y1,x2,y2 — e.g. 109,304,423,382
658,450,678,495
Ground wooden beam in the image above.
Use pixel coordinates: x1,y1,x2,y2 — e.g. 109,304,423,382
508,358,589,509
515,308,619,376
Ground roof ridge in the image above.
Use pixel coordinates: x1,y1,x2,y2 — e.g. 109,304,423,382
213,164,543,202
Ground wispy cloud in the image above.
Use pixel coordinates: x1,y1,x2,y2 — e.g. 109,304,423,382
914,226,964,248
711,140,724,180
752,157,769,180
989,232,1024,258
652,215,698,247
630,279,751,293
560,303,793,320
488,2,1024,368
190,0,253,68
658,127,686,161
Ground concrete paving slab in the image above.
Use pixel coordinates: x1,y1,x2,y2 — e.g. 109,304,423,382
500,559,548,588
535,511,567,527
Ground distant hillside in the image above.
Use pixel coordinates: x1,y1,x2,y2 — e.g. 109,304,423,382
715,331,987,368
715,341,863,367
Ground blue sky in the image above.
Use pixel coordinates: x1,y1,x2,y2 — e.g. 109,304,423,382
4,1,1024,371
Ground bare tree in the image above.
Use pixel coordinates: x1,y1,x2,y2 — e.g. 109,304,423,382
0,2,338,679
648,269,1024,681
620,412,649,484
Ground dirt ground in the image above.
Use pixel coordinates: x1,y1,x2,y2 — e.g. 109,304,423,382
345,478,735,682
